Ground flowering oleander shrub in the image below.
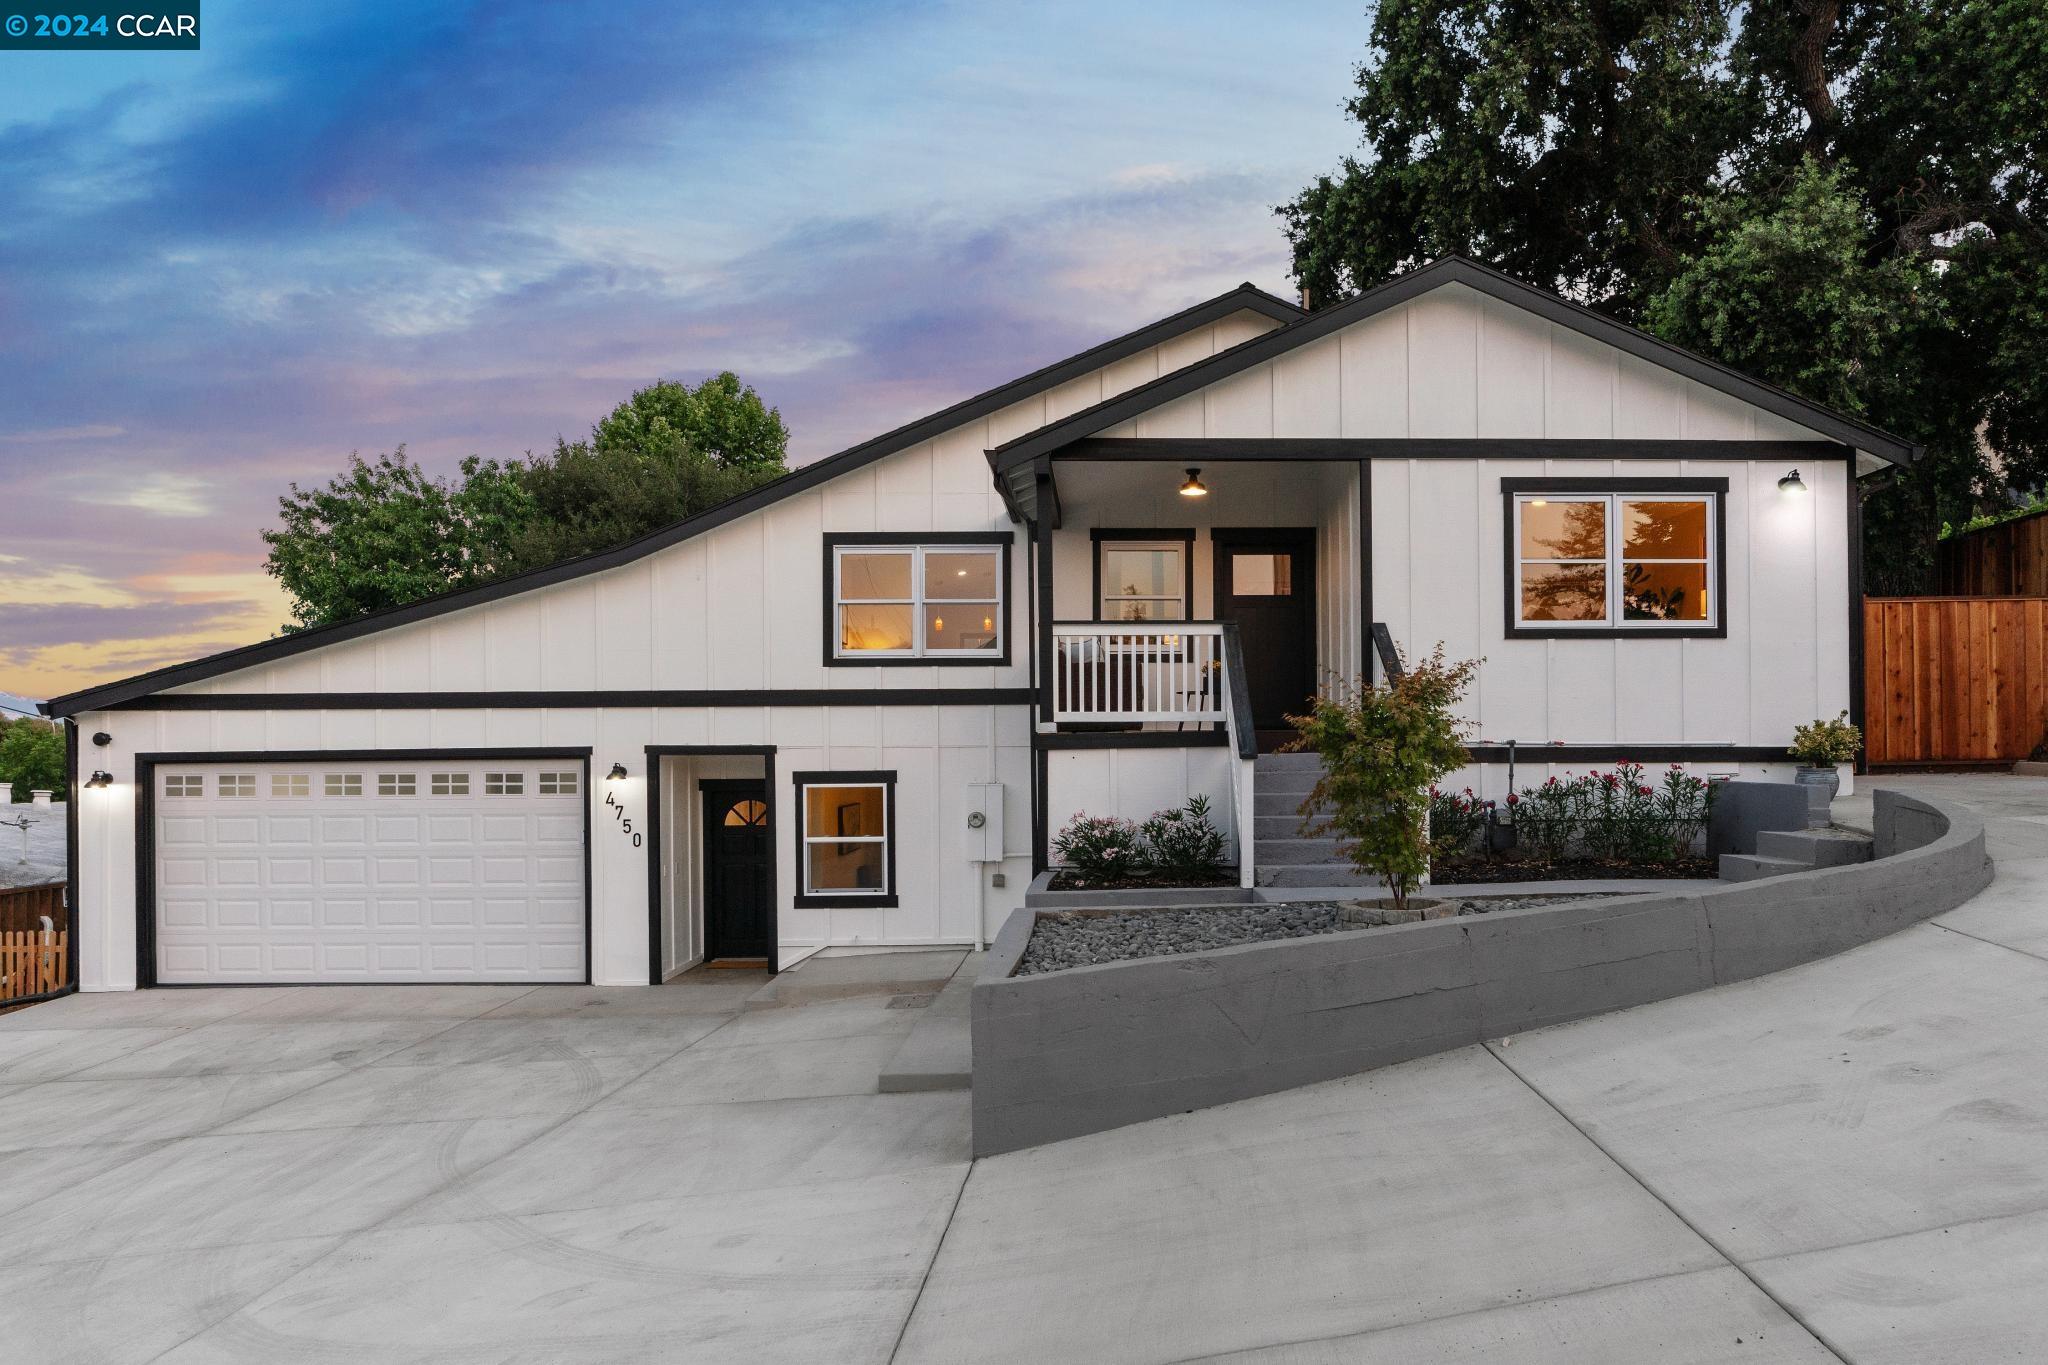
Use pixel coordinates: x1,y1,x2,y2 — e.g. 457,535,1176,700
1140,795,1227,879
1426,786,1489,855
1506,762,1715,864
1052,814,1148,881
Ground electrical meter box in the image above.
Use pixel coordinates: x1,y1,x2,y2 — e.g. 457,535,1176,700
963,783,1005,863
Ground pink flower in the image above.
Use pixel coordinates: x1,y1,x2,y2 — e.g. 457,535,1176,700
1638,785,1654,797
1506,793,1520,806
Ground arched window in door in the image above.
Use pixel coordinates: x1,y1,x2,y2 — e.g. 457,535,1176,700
722,798,768,827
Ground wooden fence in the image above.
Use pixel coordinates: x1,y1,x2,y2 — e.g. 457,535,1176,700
1,928,67,1003
1863,597,2048,765
0,882,70,1003
1937,510,2048,596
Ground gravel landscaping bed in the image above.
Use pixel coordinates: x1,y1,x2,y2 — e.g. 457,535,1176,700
1014,894,1625,976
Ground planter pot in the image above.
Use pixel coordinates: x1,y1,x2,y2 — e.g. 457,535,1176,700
1339,896,1456,927
1795,765,1839,823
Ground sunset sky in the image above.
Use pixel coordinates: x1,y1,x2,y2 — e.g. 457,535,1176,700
0,1,1361,702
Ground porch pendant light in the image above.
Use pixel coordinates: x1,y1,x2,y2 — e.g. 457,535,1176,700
1179,467,1208,498
1778,469,1807,495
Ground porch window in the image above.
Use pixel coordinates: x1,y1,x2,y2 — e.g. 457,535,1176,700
792,771,896,907
1095,531,1193,621
827,536,1007,661
1506,480,1724,637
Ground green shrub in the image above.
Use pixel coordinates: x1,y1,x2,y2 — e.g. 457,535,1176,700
1427,786,1488,855
1140,795,1227,879
1790,711,1861,766
1287,646,1479,911
1052,814,1148,881
1506,762,1714,864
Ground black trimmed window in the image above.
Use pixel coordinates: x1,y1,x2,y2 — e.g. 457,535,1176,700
1092,528,1195,622
1503,478,1727,639
791,770,897,907
822,532,1011,665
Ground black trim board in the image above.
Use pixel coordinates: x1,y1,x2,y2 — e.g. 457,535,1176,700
987,257,1921,473
45,285,1299,719
820,532,1014,667
1058,438,1849,463
1463,744,1791,764
1035,730,1227,750
1848,479,1867,775
103,689,1038,711
133,747,594,990
645,745,777,983
1501,477,1730,641
1357,460,1373,685
65,718,79,992
789,769,899,909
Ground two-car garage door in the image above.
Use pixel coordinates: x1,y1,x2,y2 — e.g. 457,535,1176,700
153,758,586,984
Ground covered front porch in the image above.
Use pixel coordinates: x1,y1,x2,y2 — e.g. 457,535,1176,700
1023,454,1368,743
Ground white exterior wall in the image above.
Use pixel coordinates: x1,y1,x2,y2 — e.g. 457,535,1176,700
1045,746,1239,846
1091,281,1853,783
72,309,1289,990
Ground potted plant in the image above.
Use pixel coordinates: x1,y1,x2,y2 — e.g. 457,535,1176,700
1789,711,1861,810
1287,644,1479,921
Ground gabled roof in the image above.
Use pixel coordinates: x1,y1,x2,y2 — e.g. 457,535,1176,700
987,257,1924,474
44,283,1302,717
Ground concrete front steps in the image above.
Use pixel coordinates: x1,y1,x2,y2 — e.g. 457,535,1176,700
1719,827,1874,882
1251,752,1381,889
878,952,981,1093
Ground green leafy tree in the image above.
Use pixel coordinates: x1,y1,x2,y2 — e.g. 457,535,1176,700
262,375,791,627
262,450,534,628
1282,0,2048,591
1286,647,1480,911
591,373,788,472
0,718,65,799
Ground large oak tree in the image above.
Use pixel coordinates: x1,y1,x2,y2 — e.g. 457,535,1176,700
1282,0,2047,591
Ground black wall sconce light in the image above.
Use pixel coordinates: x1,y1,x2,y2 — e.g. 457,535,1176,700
1778,469,1807,496
86,770,114,788
607,762,629,781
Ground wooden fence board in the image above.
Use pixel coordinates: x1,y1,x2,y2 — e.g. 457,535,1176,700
1864,596,2048,764
1938,510,2048,596
1,929,67,1002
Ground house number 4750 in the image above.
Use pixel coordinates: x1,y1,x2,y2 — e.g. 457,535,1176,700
604,790,642,847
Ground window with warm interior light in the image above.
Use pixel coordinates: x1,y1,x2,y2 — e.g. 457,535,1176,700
793,772,895,906
830,540,1004,659
1098,540,1188,621
1509,486,1721,635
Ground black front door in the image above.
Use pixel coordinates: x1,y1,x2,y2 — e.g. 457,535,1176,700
1213,528,1317,731
701,781,771,960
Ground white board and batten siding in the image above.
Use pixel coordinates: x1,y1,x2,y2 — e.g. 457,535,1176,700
1094,281,1853,796
70,308,1286,991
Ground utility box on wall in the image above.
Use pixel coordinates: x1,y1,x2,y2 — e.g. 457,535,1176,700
963,783,1005,863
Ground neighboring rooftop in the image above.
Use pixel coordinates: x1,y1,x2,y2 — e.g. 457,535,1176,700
0,803,67,890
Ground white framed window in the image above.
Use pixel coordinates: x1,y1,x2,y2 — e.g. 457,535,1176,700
829,539,1004,659
431,772,470,796
165,775,203,797
538,771,579,796
1097,538,1189,621
324,773,363,797
1510,489,1719,633
271,774,310,798
484,771,524,796
377,773,417,797
792,772,894,905
218,774,256,798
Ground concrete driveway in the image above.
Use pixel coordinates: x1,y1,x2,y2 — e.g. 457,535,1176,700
3,774,2045,1362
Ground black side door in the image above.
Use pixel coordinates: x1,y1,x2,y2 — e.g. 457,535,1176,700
701,780,772,961
1212,528,1317,731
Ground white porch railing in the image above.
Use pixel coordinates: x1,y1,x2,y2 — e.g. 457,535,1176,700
1050,622,1224,725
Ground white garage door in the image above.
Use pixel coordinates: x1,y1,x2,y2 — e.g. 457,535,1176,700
154,759,586,984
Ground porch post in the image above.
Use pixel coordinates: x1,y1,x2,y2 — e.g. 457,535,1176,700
1035,460,1055,727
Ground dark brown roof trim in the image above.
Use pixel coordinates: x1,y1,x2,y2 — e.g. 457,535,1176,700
986,257,1923,474
45,285,1300,718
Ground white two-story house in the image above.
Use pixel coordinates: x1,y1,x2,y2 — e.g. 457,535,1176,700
44,257,1918,989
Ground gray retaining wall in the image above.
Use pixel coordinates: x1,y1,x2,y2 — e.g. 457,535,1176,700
972,789,1990,1156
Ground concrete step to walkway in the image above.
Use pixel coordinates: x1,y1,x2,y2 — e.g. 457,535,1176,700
877,952,982,1093
1254,790,1325,817
1252,768,1322,796
1757,828,1875,867
1254,837,1349,866
1256,863,1380,889
1254,814,1319,838
744,948,966,1010
1717,853,1809,883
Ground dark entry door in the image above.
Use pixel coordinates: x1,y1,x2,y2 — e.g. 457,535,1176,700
1213,528,1317,731
701,781,772,961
